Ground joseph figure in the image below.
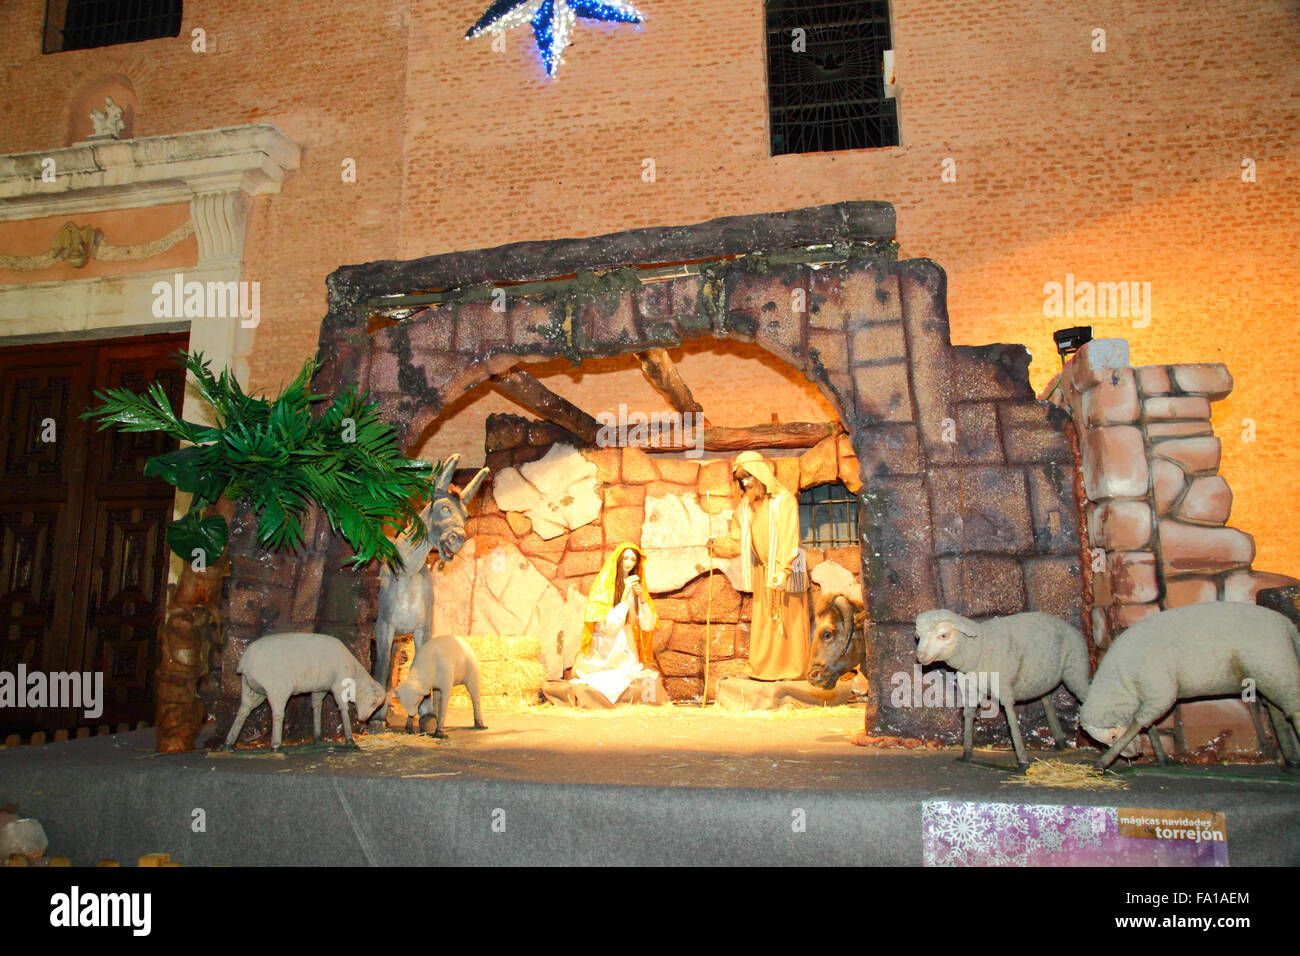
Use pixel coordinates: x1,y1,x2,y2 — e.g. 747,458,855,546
712,451,810,681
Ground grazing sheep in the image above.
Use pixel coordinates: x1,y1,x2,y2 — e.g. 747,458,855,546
915,609,1090,768
224,633,386,751
393,634,487,739
1081,602,1300,770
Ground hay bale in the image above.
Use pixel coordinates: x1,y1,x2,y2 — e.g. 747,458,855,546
463,634,542,663
451,657,545,704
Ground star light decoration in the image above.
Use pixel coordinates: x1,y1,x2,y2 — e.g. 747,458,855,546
466,0,644,78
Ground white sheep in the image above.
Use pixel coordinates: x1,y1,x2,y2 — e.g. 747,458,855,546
915,609,1090,768
1081,602,1300,770
224,632,387,750
394,634,487,739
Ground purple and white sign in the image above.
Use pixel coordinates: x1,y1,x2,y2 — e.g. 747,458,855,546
922,801,1229,867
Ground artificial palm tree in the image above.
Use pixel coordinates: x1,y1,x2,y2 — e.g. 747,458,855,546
83,350,441,570
82,350,441,751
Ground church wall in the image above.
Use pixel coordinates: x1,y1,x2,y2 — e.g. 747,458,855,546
0,1,1295,570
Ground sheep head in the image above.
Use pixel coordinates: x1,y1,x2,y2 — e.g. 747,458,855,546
915,609,980,666
353,675,387,723
1081,696,1144,758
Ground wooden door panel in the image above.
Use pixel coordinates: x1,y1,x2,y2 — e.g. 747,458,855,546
79,500,173,729
0,507,60,730
0,334,185,735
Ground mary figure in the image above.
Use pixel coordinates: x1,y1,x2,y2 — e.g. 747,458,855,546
570,542,666,705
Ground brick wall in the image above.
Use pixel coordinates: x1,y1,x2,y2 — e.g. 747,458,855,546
2,0,1295,571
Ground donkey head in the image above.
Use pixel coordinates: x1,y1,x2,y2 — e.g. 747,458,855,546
418,454,489,565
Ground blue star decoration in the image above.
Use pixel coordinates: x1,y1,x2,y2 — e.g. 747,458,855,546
466,0,644,78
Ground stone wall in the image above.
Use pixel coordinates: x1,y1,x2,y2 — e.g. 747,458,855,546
1050,338,1299,756
301,204,1086,743
456,414,865,701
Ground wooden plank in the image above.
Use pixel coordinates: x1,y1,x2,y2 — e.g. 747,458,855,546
492,370,600,445
637,421,840,453
635,349,706,419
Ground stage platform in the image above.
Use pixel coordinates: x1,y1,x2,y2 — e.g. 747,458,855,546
2,702,1298,866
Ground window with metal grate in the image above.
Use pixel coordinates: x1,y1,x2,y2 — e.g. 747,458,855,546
766,0,899,156
799,481,860,549
44,0,182,54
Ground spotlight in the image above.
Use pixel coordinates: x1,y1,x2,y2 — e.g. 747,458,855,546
1053,326,1092,362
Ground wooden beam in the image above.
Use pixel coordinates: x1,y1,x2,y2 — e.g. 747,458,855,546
701,421,839,451
629,421,841,453
491,370,600,445
635,349,706,420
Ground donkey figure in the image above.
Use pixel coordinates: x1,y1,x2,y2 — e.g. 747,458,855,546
373,454,489,722
807,592,868,690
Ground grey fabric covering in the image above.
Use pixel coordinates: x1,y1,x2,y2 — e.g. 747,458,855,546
1,729,1297,866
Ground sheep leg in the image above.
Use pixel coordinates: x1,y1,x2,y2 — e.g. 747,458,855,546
1095,720,1145,771
1247,700,1282,762
957,705,976,761
1146,727,1169,765
1264,702,1300,767
269,695,286,750
311,691,325,742
1002,700,1031,769
433,685,448,739
224,681,265,751
466,665,487,730
1041,695,1069,750
332,682,356,746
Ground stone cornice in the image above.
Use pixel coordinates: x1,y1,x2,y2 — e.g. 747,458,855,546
0,124,300,222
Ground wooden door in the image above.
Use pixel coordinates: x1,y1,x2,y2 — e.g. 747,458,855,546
0,334,186,735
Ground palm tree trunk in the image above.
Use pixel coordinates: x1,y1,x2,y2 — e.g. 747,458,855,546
154,498,235,753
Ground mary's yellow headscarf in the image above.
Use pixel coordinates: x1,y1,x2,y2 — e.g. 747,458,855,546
580,542,658,663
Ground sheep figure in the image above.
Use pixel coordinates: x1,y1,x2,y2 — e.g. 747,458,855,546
915,609,1090,769
394,634,487,739
224,633,387,751
1081,602,1300,771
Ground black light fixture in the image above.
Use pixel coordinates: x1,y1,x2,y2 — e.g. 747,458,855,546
1053,326,1092,363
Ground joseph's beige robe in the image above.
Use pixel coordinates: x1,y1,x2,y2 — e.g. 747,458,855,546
723,484,810,681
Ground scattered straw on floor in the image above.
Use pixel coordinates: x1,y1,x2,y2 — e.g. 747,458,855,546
1003,758,1129,791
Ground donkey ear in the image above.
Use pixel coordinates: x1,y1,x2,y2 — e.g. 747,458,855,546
436,454,460,491
460,466,489,503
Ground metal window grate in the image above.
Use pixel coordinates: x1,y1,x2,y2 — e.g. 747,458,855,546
45,0,182,53
766,0,899,155
799,481,860,549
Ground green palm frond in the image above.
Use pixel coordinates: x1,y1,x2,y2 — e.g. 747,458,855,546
81,349,444,570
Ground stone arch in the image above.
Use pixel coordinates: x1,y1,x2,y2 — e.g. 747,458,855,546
225,203,1086,744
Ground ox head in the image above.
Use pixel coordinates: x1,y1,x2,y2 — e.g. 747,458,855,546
421,454,489,565
808,593,867,689
914,609,980,666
